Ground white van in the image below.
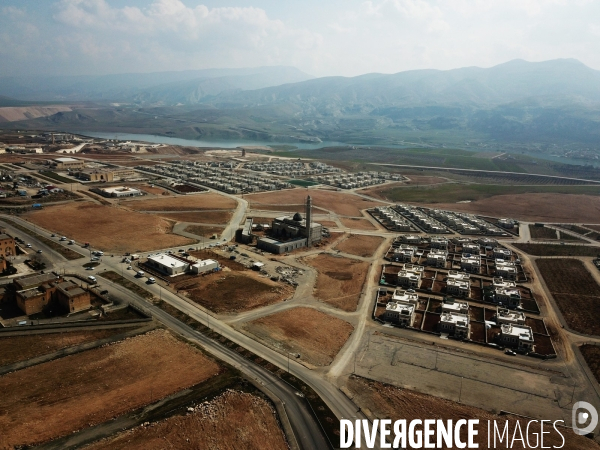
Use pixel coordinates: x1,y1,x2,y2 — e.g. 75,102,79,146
136,271,145,277
87,276,97,283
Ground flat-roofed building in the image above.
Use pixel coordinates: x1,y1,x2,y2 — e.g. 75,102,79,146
493,286,521,308
383,301,415,327
462,243,480,254
499,324,534,352
397,264,424,289
401,235,421,245
78,168,137,182
429,236,448,249
146,253,189,276
493,247,512,259
93,186,142,198
53,157,85,170
460,254,481,273
493,277,516,289
496,260,517,280
441,298,469,315
446,278,470,297
391,289,419,305
496,307,526,326
0,233,16,257
392,244,416,262
190,259,219,274
426,248,447,268
439,311,470,339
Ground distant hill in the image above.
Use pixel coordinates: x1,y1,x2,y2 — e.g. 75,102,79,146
0,66,313,104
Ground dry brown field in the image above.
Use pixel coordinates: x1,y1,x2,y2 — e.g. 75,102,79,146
319,220,338,228
339,217,378,230
86,390,288,450
121,193,237,211
586,224,600,232
0,330,220,449
154,210,233,224
0,328,135,367
26,202,194,253
536,258,600,335
345,376,597,449
184,224,225,237
173,269,293,314
246,189,384,216
137,184,171,195
422,193,600,223
303,253,370,311
243,307,353,366
334,234,385,258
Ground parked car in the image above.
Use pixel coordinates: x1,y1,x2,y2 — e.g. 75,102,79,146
86,266,94,270
505,349,516,356
127,265,132,270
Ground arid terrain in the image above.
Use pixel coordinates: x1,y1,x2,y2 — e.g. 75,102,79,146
0,330,221,448
339,217,378,230
423,193,600,223
242,307,354,366
303,253,370,311
26,202,194,253
85,390,288,450
345,375,598,449
121,193,237,211
334,234,385,258
246,189,384,216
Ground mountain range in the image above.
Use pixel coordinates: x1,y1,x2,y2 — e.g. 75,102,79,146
2,59,600,150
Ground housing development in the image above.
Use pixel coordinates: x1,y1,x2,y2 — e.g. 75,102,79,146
0,131,599,449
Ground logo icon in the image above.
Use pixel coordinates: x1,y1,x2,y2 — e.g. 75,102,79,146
572,401,598,435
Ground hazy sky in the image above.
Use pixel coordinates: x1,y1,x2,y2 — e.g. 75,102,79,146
2,0,600,77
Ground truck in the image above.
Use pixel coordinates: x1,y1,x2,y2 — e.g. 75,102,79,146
130,254,140,261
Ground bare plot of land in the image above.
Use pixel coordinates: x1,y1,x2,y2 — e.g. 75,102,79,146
536,258,600,335
0,330,220,449
0,328,135,367
153,211,233,224
580,345,600,385
303,253,370,311
513,243,600,257
345,376,596,450
26,202,194,253
174,271,293,314
246,189,384,216
86,390,288,450
184,224,225,237
121,193,237,211
243,307,353,366
586,224,600,232
334,234,385,258
421,193,600,223
528,224,558,240
319,220,338,228
339,217,378,230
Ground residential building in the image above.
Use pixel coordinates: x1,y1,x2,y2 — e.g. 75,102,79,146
401,235,421,245
13,273,91,315
391,289,419,305
383,301,415,327
0,233,16,257
498,218,516,229
496,260,517,280
426,248,447,268
493,247,512,259
493,277,516,289
496,307,526,325
429,236,448,249
441,298,469,315
439,311,470,339
392,244,416,262
460,254,481,273
499,324,535,352
397,264,424,289
493,286,521,308
462,243,481,254
446,278,470,297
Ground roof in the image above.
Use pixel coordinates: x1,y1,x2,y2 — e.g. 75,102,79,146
0,233,12,240
148,253,187,268
54,157,79,162
15,272,58,289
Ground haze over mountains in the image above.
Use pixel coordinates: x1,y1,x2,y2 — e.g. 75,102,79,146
2,59,600,153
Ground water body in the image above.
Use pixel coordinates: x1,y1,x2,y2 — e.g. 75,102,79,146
76,131,351,150
77,131,597,167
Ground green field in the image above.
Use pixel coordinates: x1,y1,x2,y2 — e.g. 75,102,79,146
375,183,600,203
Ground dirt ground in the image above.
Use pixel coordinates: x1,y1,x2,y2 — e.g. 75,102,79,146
174,271,293,314
360,177,446,200
345,375,598,449
334,234,385,258
26,202,194,253
580,345,600,384
246,189,384,216
586,224,600,232
243,307,354,366
85,389,288,450
536,258,600,335
339,217,378,230
137,184,171,195
184,224,225,237
0,330,221,448
0,328,136,367
319,220,338,228
153,211,233,224
303,253,370,311
121,193,237,211
422,193,600,223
